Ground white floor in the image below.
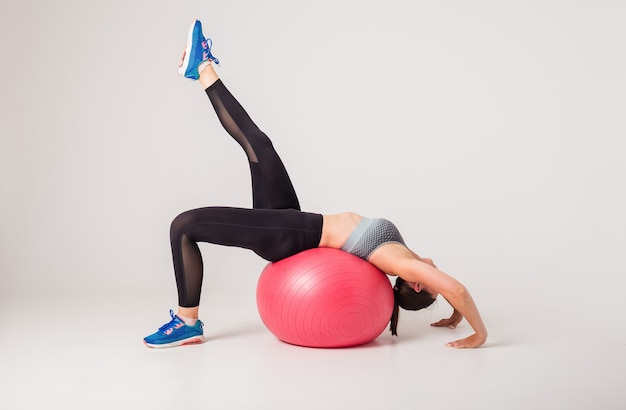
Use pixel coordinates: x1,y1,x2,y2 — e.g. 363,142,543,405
2,281,625,410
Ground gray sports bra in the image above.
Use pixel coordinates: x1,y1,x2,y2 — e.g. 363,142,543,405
341,217,405,260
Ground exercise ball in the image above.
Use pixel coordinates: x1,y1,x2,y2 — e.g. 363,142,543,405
256,248,394,348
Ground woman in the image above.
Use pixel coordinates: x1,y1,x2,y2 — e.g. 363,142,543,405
144,20,487,349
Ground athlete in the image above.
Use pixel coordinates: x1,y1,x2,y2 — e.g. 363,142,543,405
143,20,487,349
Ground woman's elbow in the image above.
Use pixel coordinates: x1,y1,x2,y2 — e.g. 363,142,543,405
449,284,468,301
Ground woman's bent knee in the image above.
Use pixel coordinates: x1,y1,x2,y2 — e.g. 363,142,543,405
170,209,198,240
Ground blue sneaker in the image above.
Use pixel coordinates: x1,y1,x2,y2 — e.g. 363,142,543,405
178,19,220,80
144,310,204,348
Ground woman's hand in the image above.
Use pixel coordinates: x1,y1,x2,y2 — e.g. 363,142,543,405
445,333,487,349
431,309,463,329
432,309,486,348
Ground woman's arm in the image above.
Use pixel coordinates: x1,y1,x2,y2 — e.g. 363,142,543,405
369,244,488,348
431,279,488,348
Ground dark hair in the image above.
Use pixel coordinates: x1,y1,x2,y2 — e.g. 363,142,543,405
390,277,437,336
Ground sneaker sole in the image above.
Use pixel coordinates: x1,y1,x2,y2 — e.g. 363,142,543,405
178,20,198,77
144,335,205,349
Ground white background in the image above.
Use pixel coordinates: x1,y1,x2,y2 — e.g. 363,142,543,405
1,1,625,409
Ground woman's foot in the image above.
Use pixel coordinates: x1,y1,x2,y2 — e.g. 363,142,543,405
178,19,219,80
143,310,204,348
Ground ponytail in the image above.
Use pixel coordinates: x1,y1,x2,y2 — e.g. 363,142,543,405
389,286,400,336
390,277,437,337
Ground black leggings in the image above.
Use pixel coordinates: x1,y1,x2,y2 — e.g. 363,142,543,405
171,80,323,307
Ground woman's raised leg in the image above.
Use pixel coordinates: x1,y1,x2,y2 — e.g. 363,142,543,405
199,65,301,210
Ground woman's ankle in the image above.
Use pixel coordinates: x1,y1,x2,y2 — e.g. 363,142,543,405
177,306,200,321
199,63,219,88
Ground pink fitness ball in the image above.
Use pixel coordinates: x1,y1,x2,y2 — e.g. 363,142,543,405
256,248,394,348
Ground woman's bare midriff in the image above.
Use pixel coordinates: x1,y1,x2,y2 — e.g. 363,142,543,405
318,212,362,249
